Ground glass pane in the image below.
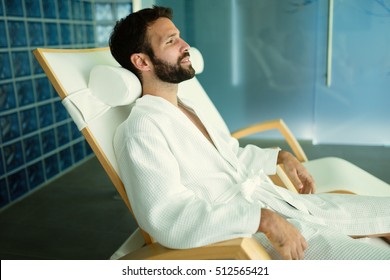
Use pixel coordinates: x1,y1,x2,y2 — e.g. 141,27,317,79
158,0,318,139
95,3,113,21
314,0,390,145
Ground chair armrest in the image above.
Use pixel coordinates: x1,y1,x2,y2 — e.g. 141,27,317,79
119,237,271,260
231,119,308,162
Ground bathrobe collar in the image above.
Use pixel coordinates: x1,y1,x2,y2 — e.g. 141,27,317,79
137,95,239,170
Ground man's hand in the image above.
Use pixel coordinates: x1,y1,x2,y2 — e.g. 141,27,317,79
277,150,315,194
258,208,307,260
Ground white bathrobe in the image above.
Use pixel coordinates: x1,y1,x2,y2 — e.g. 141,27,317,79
114,95,390,259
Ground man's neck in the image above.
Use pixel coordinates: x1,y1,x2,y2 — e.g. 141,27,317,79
142,80,179,106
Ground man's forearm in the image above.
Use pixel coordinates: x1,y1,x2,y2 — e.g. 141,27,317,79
257,208,308,260
258,208,274,235
276,150,290,165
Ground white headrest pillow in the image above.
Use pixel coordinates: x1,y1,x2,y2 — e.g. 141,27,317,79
88,47,204,107
189,47,204,74
89,66,141,107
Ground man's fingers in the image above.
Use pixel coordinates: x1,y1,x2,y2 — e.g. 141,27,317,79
298,173,316,194
296,247,304,260
282,245,304,260
286,169,304,192
273,237,307,260
291,242,306,260
298,238,307,259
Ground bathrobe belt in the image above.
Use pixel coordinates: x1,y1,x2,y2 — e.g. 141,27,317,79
213,170,304,208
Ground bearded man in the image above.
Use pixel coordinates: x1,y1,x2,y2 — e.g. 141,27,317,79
109,6,390,260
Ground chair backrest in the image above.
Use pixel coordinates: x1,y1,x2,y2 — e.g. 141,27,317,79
33,47,229,244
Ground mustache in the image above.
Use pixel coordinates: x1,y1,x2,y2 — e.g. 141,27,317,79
179,52,190,61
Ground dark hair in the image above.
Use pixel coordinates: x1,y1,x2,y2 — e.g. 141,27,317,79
109,6,173,81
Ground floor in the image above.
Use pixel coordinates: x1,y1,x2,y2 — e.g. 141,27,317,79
0,157,137,260
0,140,389,260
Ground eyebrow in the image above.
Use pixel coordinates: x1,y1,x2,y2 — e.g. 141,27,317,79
162,31,179,42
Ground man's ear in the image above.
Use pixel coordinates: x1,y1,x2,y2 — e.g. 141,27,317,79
130,53,151,72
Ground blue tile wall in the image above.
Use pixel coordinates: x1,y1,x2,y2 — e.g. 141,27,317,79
5,0,24,17
38,103,54,128
28,22,45,47
0,21,6,47
8,169,28,200
1,113,21,142
44,154,59,179
8,20,27,47
60,23,72,44
0,53,12,79
0,179,7,208
0,0,132,210
25,0,41,18
4,141,23,172
24,135,41,162
27,161,44,189
12,51,31,77
0,148,4,176
42,0,57,19
16,80,35,106
0,83,15,110
58,0,70,19
56,123,70,146
20,108,38,134
59,147,72,171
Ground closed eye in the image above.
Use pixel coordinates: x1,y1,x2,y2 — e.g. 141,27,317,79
164,32,180,45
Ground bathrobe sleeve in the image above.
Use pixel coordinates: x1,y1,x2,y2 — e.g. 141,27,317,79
115,118,262,249
236,144,280,175
219,128,280,176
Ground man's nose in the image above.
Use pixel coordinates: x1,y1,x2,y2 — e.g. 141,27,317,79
180,38,190,52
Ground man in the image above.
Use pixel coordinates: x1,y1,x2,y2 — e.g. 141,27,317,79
109,6,390,259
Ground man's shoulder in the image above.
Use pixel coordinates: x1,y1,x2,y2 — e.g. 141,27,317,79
122,108,159,133
118,99,168,135
114,107,161,151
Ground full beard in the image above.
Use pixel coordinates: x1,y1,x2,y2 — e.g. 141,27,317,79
150,53,196,84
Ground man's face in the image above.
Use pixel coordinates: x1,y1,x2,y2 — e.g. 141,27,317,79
146,17,195,83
